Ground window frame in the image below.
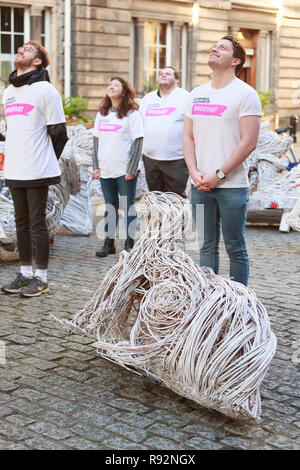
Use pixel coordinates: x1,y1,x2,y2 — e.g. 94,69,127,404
180,24,187,89
0,6,28,81
41,9,51,52
143,21,172,92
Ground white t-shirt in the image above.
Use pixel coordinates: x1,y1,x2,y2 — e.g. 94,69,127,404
93,109,144,179
140,87,190,161
185,78,262,188
3,81,65,181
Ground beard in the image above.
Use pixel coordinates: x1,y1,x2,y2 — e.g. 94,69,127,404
158,79,177,90
14,55,34,70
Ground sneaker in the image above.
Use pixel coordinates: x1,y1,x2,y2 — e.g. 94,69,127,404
96,238,116,258
2,273,32,294
124,237,134,253
20,276,49,297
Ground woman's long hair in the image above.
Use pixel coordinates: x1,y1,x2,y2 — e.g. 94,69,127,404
99,77,139,119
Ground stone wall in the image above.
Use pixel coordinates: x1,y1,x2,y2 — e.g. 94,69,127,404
279,0,300,122
195,2,230,87
71,0,132,117
1,0,300,124
55,0,65,94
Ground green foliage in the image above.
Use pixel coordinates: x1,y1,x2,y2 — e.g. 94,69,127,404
61,95,88,122
257,90,271,115
144,82,158,95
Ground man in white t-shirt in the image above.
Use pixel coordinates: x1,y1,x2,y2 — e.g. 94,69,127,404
183,35,262,286
1,40,68,297
140,67,190,197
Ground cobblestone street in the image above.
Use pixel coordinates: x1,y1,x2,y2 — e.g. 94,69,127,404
0,222,299,451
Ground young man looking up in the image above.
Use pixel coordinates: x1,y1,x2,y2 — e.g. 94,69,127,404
2,41,68,297
183,36,262,286
140,67,190,197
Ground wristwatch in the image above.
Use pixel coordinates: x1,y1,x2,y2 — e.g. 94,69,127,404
216,169,226,180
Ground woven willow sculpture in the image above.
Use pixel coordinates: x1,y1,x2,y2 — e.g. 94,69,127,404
51,192,277,421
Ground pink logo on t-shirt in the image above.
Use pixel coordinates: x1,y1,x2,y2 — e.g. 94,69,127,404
192,104,227,117
98,124,123,132
6,103,34,117
146,107,176,116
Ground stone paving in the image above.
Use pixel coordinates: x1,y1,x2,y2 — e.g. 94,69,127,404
0,220,299,450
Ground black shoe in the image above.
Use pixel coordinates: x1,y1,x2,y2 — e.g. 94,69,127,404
124,237,134,253
20,276,49,297
2,273,32,294
96,238,116,258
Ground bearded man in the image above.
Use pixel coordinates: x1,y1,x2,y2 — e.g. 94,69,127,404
2,41,68,297
140,67,190,197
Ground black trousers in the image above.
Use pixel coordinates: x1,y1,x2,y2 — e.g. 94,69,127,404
11,186,49,269
143,155,189,198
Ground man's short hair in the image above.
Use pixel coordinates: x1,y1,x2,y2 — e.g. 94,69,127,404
162,66,180,81
221,35,246,76
26,40,50,69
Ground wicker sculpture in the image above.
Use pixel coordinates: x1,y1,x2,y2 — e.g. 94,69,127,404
51,192,277,421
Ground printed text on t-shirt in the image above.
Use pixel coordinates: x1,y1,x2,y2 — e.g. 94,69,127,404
192,104,227,117
98,124,123,132
146,107,176,117
6,103,34,117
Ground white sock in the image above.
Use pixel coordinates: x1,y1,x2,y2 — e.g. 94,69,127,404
35,269,47,283
20,266,33,278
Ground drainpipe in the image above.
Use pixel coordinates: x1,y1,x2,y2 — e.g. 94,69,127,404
64,0,71,97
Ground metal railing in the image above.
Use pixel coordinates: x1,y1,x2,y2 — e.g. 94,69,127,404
276,115,298,143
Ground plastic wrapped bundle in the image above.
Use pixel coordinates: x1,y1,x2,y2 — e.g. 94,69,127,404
247,123,300,230
0,154,81,260
285,198,300,231
248,164,300,213
248,122,293,193
0,192,15,238
60,168,94,235
0,192,18,261
46,154,81,236
59,127,94,235
66,124,93,153
51,192,277,421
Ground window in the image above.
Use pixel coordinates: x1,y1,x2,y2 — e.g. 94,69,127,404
0,7,24,81
144,22,171,93
41,9,51,51
41,10,46,46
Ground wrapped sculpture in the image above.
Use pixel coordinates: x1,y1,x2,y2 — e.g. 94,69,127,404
51,192,277,421
0,154,80,260
248,121,293,193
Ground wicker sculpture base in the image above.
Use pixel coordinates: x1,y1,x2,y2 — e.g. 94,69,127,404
51,192,277,421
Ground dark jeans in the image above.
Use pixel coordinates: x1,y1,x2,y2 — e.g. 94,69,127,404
11,186,49,269
191,185,249,286
100,174,138,239
143,155,189,198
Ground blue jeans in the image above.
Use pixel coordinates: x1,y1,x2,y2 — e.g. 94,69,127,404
191,185,249,286
100,174,138,239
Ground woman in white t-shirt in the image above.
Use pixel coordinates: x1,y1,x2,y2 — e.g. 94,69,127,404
93,77,144,256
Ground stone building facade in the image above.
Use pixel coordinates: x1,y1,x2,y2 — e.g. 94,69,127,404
0,0,299,124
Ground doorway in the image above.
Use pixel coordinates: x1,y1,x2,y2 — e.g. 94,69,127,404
236,29,258,89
